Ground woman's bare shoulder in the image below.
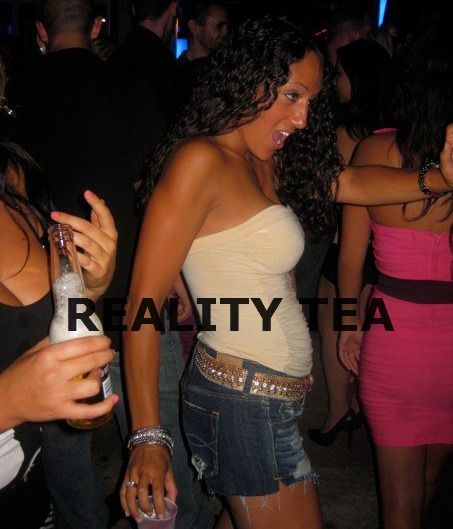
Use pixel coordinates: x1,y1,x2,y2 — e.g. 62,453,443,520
0,201,26,283
0,200,21,242
157,137,231,206
168,137,230,173
352,132,400,168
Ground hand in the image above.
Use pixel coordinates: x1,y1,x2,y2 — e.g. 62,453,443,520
51,190,117,301
439,124,453,189
172,274,193,323
120,444,177,522
338,329,363,376
0,336,118,430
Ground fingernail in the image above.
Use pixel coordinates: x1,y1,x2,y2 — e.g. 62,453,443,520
124,511,130,517
84,190,93,199
51,211,60,220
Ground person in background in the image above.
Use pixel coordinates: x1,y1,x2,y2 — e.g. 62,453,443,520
325,3,371,65
178,0,229,62
110,0,180,117
338,22,453,529
309,39,394,446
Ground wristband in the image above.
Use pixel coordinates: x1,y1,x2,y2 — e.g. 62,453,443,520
127,426,174,456
418,161,441,197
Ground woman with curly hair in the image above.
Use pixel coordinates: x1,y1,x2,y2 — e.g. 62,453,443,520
338,22,453,529
121,17,453,529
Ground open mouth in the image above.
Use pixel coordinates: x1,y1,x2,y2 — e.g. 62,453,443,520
272,130,290,149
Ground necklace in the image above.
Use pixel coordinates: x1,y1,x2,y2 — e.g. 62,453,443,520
10,203,47,250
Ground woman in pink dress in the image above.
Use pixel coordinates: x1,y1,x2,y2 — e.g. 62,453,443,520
338,22,453,529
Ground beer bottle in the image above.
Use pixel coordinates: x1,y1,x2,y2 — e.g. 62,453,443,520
48,223,113,429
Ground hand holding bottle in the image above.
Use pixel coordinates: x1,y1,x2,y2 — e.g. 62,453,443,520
50,190,117,302
0,336,117,431
48,222,114,428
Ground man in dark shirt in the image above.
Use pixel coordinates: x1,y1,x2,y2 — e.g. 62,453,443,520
110,0,180,117
179,1,229,62
177,1,229,95
18,1,164,357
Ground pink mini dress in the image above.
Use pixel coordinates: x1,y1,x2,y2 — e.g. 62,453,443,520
359,221,453,446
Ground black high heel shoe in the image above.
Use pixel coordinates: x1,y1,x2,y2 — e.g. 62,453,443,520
308,409,362,448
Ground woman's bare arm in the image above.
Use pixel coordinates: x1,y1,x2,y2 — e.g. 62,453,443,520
335,125,453,204
337,204,371,375
120,140,221,520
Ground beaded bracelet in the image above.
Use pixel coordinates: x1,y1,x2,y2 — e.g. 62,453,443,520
418,160,440,197
127,426,175,457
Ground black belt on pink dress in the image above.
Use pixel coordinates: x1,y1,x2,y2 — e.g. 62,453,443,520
376,272,453,304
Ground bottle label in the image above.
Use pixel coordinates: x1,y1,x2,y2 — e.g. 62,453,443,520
101,366,113,398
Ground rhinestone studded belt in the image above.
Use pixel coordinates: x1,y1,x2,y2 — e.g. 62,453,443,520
194,343,313,401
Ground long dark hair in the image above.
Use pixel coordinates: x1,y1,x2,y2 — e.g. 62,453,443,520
138,16,342,238
0,141,51,225
394,21,453,221
336,38,394,141
0,142,51,275
395,23,453,169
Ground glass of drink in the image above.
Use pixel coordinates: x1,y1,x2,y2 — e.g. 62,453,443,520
137,497,178,529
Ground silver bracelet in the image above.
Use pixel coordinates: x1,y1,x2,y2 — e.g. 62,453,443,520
127,426,175,456
418,160,440,197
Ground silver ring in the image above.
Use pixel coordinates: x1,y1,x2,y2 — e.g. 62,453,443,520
126,480,138,488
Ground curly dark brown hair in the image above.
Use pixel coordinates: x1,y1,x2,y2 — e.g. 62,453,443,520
395,20,453,223
139,16,342,238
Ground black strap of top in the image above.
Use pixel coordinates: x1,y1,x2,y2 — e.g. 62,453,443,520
376,272,453,304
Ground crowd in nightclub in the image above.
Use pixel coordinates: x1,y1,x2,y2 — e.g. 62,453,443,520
0,1,452,529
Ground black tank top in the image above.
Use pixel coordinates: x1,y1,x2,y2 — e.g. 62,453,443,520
0,292,53,370
0,292,53,528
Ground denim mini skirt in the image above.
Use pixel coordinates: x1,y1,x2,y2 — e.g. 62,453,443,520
181,341,315,497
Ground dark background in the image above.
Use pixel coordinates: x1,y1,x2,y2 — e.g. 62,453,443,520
1,0,452,56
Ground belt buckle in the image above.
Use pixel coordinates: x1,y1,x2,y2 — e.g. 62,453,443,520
195,345,247,391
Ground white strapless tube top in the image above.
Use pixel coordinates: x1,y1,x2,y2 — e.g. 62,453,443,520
183,205,312,376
